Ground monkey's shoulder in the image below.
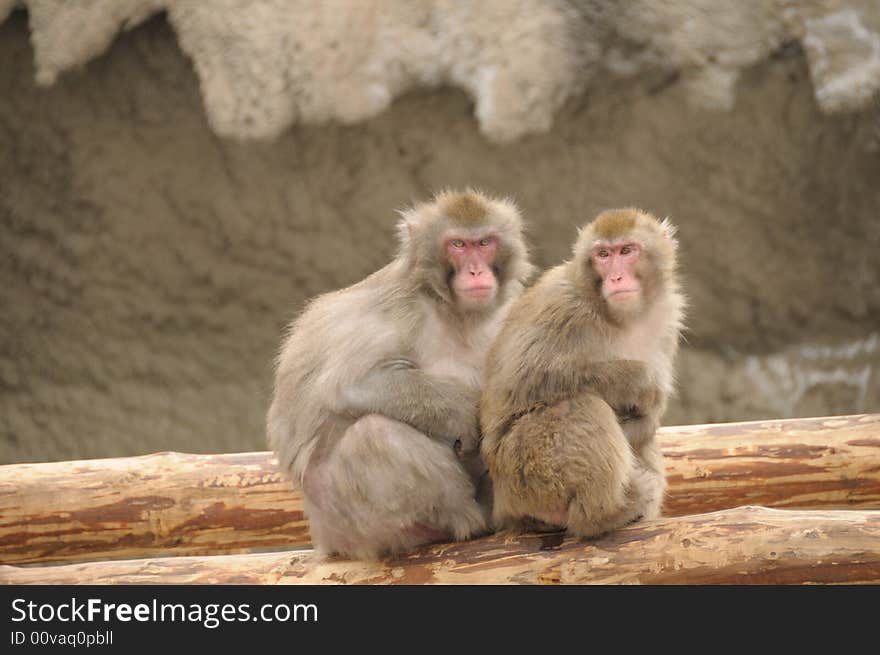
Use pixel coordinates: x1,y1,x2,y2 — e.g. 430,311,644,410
290,263,408,325
503,267,599,337
276,270,417,380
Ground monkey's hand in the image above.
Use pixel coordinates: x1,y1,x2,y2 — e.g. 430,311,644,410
615,384,660,417
615,403,642,420
434,384,482,456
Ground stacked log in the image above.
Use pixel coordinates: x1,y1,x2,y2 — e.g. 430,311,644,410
1,414,878,584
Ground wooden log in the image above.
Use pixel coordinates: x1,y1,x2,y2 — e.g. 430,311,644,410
1,413,878,566
2,506,878,585
660,413,880,515
0,451,309,565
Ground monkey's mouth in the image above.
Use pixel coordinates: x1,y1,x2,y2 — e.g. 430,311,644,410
461,285,495,297
607,288,639,298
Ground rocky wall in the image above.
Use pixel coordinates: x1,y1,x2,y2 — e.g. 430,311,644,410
1,8,878,463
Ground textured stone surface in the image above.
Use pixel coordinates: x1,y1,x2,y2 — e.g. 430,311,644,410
1,11,878,463
3,1,880,141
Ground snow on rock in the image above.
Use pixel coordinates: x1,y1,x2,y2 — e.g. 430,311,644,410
803,9,880,112
2,0,879,141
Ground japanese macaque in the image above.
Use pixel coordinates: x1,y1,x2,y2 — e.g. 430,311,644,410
480,208,684,537
268,189,533,559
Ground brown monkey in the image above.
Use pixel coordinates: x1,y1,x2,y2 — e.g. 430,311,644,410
267,189,533,559
480,208,684,537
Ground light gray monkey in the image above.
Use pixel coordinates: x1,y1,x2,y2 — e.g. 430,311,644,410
268,189,533,559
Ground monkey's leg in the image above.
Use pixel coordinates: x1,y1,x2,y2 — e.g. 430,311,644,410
630,438,667,520
302,414,488,560
619,413,660,448
563,397,662,537
488,403,578,532
491,396,646,538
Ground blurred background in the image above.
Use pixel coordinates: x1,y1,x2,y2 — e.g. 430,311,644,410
1,1,878,464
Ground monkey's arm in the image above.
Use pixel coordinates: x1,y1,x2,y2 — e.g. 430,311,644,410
583,360,665,447
582,360,659,413
503,358,661,445
509,359,653,412
338,359,481,453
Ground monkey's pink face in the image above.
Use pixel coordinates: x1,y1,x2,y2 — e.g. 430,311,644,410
592,241,643,309
446,235,499,310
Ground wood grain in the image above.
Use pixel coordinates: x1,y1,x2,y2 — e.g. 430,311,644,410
3,506,877,585
0,451,307,565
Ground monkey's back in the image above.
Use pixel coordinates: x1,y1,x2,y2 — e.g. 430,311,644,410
268,261,419,483
481,263,597,442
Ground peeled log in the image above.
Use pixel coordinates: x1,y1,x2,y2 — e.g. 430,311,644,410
2,506,878,585
1,413,878,566
0,452,309,565
660,413,880,515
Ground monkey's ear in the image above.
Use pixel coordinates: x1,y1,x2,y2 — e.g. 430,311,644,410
660,217,678,250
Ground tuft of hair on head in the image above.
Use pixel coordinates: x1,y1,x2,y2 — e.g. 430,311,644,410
435,188,491,226
591,207,640,241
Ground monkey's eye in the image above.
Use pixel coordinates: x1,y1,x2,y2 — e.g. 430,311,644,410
478,238,492,247
450,239,465,248
596,249,610,259
620,245,632,255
